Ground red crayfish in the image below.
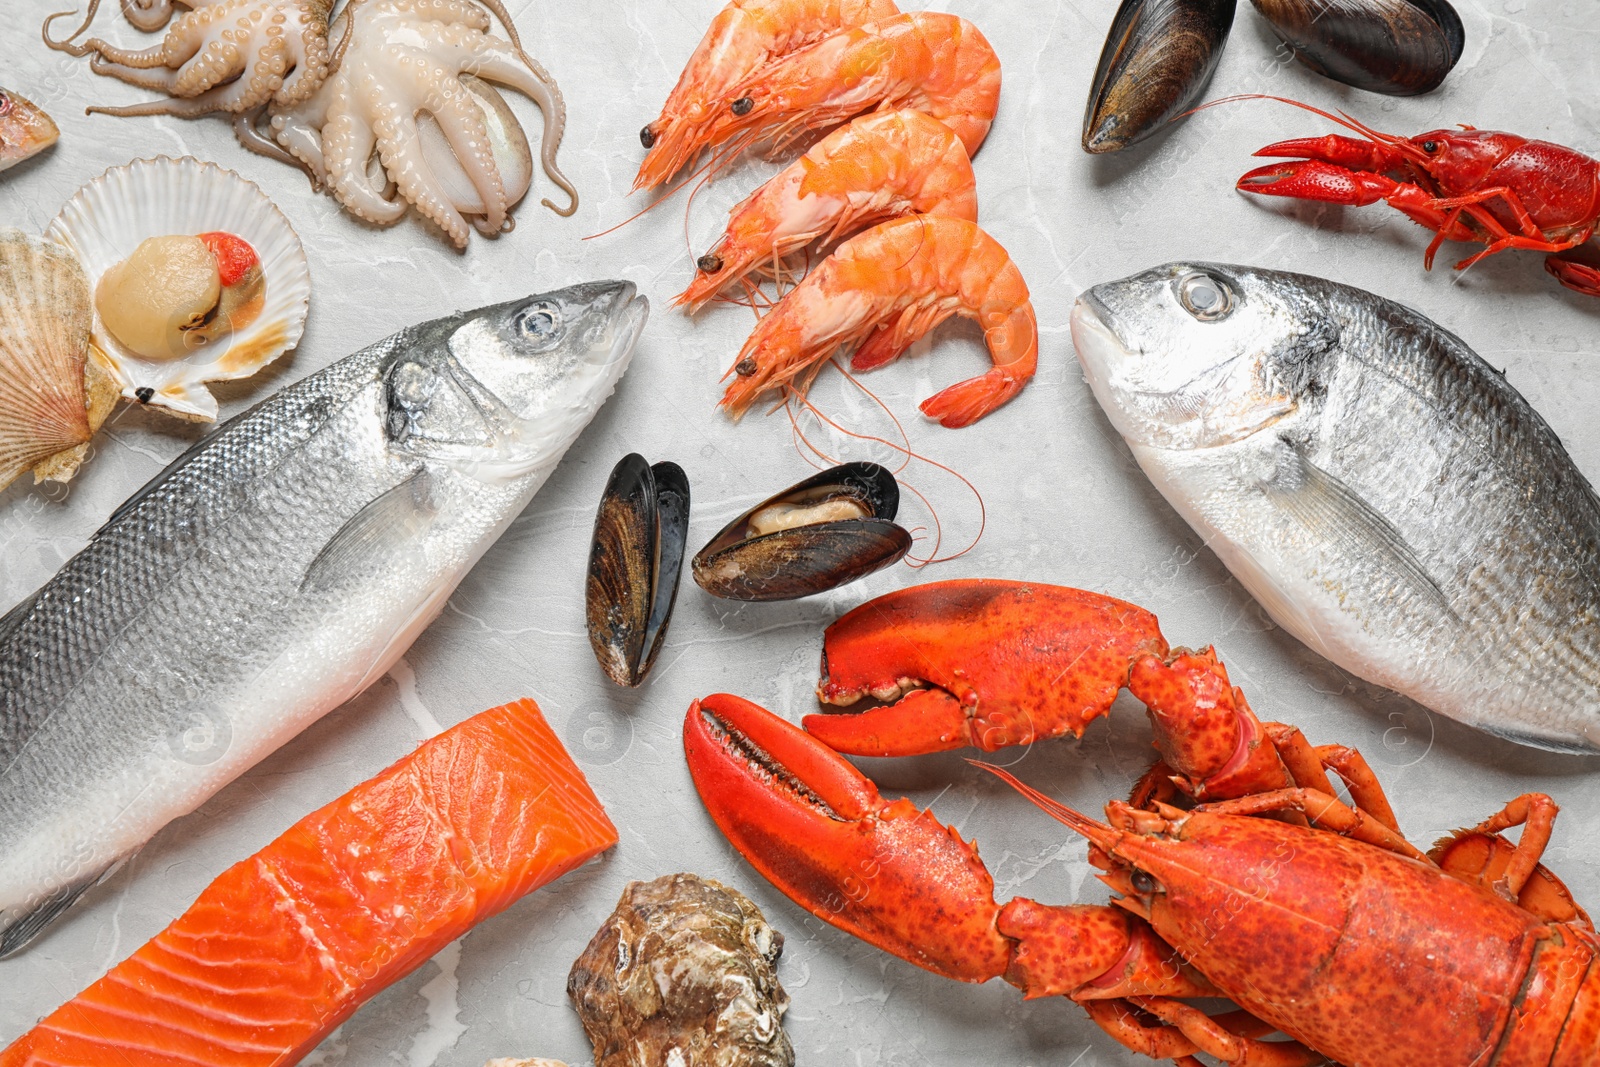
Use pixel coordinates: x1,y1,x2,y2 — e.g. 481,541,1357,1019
684,579,1600,1065
1232,97,1600,299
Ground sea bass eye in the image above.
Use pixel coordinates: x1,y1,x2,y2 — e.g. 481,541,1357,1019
515,303,561,344
1175,271,1233,322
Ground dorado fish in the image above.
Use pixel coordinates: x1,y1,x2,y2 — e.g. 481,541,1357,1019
0,282,647,955
1071,263,1600,753
0,89,58,172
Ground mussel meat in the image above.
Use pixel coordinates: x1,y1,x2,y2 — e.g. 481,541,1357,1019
1251,0,1464,96
692,462,910,602
1083,0,1236,154
586,454,690,688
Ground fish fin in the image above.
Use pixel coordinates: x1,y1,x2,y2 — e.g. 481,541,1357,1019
302,470,438,593
1262,441,1458,622
1477,721,1600,756
0,860,122,958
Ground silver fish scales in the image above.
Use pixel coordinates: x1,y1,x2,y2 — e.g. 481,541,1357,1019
0,282,647,955
1072,262,1600,752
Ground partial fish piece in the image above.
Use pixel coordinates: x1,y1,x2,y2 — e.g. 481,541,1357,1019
1071,261,1600,752
0,89,59,172
0,282,647,955
0,231,118,492
0,698,617,1066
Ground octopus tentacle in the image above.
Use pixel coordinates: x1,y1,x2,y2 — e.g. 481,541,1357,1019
461,38,576,216
57,0,334,114
268,103,332,186
86,54,184,91
381,114,473,247
86,93,237,117
467,0,575,214
276,24,330,105
234,107,311,173
121,0,177,32
41,2,100,55
424,76,508,234
325,103,406,224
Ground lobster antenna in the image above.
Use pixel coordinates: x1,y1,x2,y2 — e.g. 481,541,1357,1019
969,762,1117,847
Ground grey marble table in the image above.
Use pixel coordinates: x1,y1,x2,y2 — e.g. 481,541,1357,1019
3,0,1599,1063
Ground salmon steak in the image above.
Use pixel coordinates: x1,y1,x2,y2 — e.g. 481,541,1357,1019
0,698,618,1066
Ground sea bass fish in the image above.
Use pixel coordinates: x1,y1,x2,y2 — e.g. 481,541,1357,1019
0,89,58,172
1071,262,1600,753
0,282,647,955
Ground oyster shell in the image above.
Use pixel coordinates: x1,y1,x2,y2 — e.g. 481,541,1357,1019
693,462,910,601
586,454,691,688
1250,0,1464,96
45,156,310,421
0,230,118,492
568,873,793,1067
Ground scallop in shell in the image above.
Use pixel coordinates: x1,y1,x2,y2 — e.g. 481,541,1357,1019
1250,0,1464,96
586,454,691,688
692,462,910,602
0,230,118,493
45,157,310,421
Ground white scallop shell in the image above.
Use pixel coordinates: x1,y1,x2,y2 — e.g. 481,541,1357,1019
46,156,310,421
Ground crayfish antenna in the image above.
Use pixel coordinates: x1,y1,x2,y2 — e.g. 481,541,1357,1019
1183,94,1426,164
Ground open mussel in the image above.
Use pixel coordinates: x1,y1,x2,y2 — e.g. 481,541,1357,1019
586,454,691,688
693,462,911,602
1251,0,1464,96
1083,0,1236,154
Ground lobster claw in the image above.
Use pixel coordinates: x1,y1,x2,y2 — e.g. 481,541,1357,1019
1252,134,1409,173
805,580,1169,756
684,692,1014,983
1237,159,1402,207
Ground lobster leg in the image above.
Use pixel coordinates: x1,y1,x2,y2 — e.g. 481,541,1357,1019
1130,998,1324,1066
1193,788,1427,862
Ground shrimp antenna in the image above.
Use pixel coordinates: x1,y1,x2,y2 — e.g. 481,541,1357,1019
583,130,757,242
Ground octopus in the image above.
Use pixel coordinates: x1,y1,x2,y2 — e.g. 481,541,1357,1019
567,873,794,1067
42,0,334,116
237,0,577,247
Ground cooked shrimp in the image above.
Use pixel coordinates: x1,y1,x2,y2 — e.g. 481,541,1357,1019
720,215,1036,428
636,0,898,190
706,11,1001,168
676,109,977,311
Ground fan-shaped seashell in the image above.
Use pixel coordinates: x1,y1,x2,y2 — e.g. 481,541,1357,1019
46,157,310,422
0,230,117,492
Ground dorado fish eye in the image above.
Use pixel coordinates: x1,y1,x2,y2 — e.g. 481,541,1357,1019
515,303,561,341
1175,271,1233,321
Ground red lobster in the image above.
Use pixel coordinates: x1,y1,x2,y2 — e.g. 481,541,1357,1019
683,580,1600,1065
1232,99,1600,299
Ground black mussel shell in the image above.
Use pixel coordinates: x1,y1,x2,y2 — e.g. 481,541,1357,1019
693,462,911,602
586,454,690,687
1251,0,1464,96
1083,0,1237,154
